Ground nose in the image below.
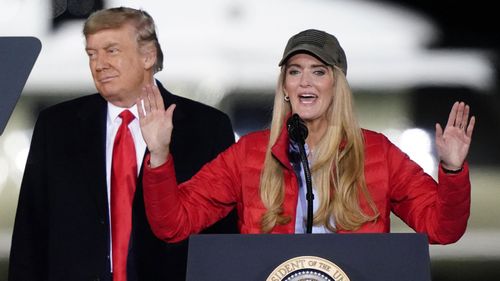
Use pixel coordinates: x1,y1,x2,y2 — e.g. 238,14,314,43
299,72,311,87
94,54,109,72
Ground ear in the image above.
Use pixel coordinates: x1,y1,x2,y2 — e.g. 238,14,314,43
142,43,157,70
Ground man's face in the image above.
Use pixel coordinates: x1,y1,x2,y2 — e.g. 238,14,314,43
85,24,150,107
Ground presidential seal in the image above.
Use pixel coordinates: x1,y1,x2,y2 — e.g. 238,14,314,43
266,256,350,281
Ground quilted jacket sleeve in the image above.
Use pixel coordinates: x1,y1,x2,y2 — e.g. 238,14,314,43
143,142,243,243
386,136,471,244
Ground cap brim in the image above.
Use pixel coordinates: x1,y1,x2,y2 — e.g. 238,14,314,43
278,45,333,67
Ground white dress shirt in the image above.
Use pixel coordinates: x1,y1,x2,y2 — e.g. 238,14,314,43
105,102,147,270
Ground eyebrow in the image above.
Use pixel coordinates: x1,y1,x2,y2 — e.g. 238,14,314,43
85,42,120,52
311,64,328,69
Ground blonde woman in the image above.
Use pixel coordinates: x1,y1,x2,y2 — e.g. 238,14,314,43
139,29,475,244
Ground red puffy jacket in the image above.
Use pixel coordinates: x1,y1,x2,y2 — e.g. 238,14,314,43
143,126,470,245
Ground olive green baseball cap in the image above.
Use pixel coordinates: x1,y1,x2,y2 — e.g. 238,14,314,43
279,29,348,75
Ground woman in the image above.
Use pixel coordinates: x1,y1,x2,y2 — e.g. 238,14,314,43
138,29,475,244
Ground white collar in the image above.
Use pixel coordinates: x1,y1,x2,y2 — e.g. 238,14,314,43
107,102,139,122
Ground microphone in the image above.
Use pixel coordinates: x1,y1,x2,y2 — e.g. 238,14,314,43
287,114,308,144
287,114,314,234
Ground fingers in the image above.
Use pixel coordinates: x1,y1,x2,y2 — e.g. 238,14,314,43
446,101,458,128
466,115,476,138
142,85,152,115
166,104,176,120
457,103,471,130
455,102,464,128
153,85,165,111
145,84,164,111
139,84,167,115
448,101,474,131
462,104,470,128
435,123,443,139
137,97,145,119
145,85,155,113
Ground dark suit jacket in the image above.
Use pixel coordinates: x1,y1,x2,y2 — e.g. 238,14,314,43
8,81,237,281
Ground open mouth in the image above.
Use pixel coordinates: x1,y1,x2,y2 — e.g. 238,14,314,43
298,93,317,103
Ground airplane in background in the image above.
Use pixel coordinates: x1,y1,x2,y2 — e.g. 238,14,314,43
1,0,494,107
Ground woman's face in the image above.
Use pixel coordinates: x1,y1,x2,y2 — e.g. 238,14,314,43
284,53,335,126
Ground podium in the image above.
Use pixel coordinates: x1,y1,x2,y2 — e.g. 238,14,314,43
0,36,41,135
186,233,431,281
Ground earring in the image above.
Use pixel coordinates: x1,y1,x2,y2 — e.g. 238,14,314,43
284,95,290,102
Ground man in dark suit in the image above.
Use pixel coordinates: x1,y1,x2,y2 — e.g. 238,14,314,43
8,7,237,281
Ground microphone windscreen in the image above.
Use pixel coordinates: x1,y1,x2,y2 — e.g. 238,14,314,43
287,114,308,143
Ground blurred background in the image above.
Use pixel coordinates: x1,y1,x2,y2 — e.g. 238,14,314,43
1,0,499,280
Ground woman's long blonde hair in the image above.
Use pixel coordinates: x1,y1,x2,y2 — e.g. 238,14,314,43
259,65,379,233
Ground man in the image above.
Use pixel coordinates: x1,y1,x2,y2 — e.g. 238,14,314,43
8,7,237,281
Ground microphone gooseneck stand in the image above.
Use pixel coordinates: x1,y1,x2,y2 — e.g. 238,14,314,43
287,114,314,234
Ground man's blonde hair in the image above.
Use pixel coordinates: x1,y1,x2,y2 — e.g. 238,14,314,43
83,7,163,73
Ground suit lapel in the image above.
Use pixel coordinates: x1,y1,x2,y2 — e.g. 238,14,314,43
156,80,187,152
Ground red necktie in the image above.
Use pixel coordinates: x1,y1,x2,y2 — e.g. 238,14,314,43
111,110,137,281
